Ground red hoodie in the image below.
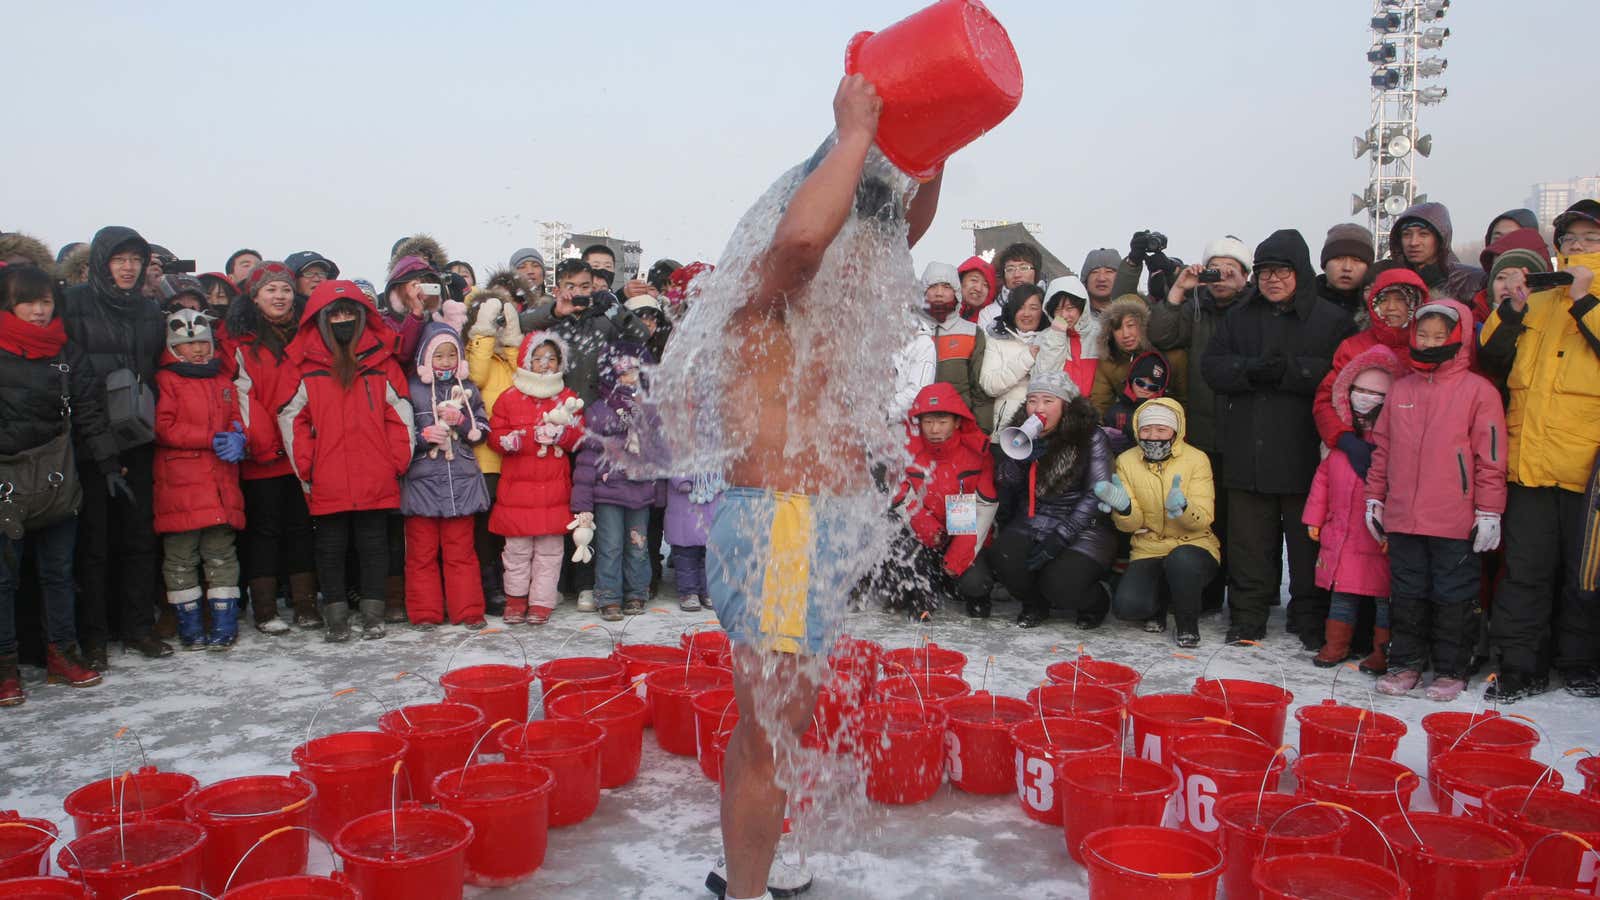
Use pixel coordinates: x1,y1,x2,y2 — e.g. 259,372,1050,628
1314,268,1425,446
957,256,998,324
895,383,996,574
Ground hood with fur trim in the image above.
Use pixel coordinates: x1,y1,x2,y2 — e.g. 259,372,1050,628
389,234,449,272
414,320,468,385
0,232,55,272
513,330,570,398
1331,344,1408,428
57,243,92,285
1364,267,1427,349
486,266,542,306
1100,294,1151,362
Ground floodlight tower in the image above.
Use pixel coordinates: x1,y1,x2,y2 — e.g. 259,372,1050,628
1352,0,1451,237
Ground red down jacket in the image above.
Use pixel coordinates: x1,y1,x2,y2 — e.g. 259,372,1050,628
894,382,996,575
228,329,302,481
153,352,247,534
277,281,414,516
488,332,585,537
1313,267,1423,447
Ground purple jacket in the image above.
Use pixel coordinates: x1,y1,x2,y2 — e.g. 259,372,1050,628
571,387,665,512
665,477,721,547
401,323,492,518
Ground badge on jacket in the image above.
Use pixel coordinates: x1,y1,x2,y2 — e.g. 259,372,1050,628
947,494,978,536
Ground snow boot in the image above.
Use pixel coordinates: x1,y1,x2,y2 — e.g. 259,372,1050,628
0,654,24,707
360,598,387,640
173,600,206,651
207,597,239,651
502,596,528,625
46,643,103,688
1375,668,1420,696
290,572,322,629
250,577,290,635
323,602,352,643
383,576,407,624
1314,619,1354,668
1358,628,1390,675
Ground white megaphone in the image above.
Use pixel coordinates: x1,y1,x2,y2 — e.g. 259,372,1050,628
999,414,1045,461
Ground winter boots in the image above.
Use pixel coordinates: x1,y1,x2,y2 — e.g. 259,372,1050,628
207,597,238,651
250,577,290,635
383,576,407,624
323,602,352,643
46,644,103,688
0,654,23,707
502,596,528,625
1359,627,1390,675
1314,620,1355,668
360,598,387,640
175,600,206,651
290,573,322,629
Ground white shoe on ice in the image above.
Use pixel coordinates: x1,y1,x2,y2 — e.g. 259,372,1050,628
576,590,597,613
705,855,813,898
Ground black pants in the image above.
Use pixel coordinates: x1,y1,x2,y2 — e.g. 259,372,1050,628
1113,545,1219,629
240,474,315,580
1491,485,1597,675
474,473,504,577
1202,452,1229,611
313,511,389,607
647,506,665,589
1387,532,1481,677
1226,489,1325,634
988,527,1108,619
76,443,158,646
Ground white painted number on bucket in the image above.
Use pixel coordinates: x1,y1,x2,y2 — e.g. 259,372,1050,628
1576,849,1600,894
1185,772,1218,832
1015,750,1054,812
634,674,648,700
1140,732,1163,764
945,731,963,782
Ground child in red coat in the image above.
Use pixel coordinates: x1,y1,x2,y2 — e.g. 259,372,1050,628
155,309,248,650
489,332,586,624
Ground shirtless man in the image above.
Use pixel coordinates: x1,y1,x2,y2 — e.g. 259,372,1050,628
707,73,942,900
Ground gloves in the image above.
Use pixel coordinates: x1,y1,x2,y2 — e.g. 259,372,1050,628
1246,354,1287,388
466,297,501,338
1472,511,1502,553
568,512,596,563
497,304,524,348
1164,474,1187,519
587,291,617,318
534,423,563,445
1026,534,1067,572
1128,230,1156,260
498,431,524,453
212,422,247,463
106,472,135,503
1365,499,1386,545
1092,474,1131,515
422,424,451,446
436,405,464,427
1336,432,1375,480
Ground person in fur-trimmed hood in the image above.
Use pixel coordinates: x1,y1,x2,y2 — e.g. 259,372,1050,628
1090,294,1154,414
402,321,491,629
1312,267,1425,454
0,232,54,272
390,233,450,273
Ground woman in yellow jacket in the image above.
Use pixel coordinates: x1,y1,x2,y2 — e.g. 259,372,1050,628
1092,396,1220,647
463,284,525,609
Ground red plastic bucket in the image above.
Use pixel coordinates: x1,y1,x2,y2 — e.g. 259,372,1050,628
1251,852,1409,899
1080,824,1224,900
680,629,732,668
1485,888,1592,899
1215,793,1350,900
1432,750,1563,817
1024,682,1126,736
438,663,534,748
1423,711,1538,761
1059,754,1180,864
290,730,409,840
1483,786,1600,894
546,688,647,788
691,689,739,783
881,642,967,678
858,701,948,805
1578,756,1600,800
1192,677,1293,747
220,873,360,898
814,637,883,745
377,702,484,804
333,803,472,900
498,720,605,827
431,761,553,888
0,812,58,879
1381,810,1526,899
1294,753,1418,866
1046,655,1140,698
62,766,199,839
611,642,690,727
184,774,315,893
1295,700,1407,759
58,819,206,898
1127,692,1227,765
874,673,970,708
1169,735,1287,839
942,693,1034,795
533,656,625,711
645,665,734,756
1008,716,1118,825
0,877,88,899
843,0,1024,181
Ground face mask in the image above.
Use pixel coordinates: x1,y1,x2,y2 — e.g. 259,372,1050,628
330,321,357,344
1350,392,1385,416
590,270,615,289
434,368,455,383
1139,438,1173,461
1410,342,1461,369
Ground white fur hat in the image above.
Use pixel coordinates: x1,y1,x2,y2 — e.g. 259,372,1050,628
1203,236,1251,274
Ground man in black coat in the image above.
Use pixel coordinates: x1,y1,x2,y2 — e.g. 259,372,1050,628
1201,229,1355,647
60,225,171,664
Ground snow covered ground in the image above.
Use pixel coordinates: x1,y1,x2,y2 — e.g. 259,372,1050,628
4,582,1597,899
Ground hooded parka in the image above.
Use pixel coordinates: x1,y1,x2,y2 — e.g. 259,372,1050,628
1109,397,1220,563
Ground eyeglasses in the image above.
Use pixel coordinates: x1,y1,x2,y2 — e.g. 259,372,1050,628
1003,264,1035,275
1558,232,1600,252
1131,377,1161,392
1257,266,1295,283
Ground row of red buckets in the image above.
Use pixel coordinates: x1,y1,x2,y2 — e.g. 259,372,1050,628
6,630,1600,898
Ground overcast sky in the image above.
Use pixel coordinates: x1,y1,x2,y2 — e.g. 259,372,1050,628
4,1,1593,283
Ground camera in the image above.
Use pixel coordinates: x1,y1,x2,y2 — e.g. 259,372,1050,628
157,258,196,274
1198,268,1223,284
418,282,442,297
1145,231,1168,254
1524,271,1574,290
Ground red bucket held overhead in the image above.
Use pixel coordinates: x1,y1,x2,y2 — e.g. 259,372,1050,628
546,688,648,788
1080,824,1224,900
221,874,360,898
692,689,739,783
431,761,554,888
1192,677,1293,747
378,702,484,804
843,0,1023,181
1482,786,1600,894
290,730,409,840
1127,692,1227,765
0,811,57,879
1008,716,1118,826
1046,655,1140,698
62,765,199,839
1381,811,1526,900
882,642,967,678
1168,735,1287,840
646,665,735,756
498,719,606,827
942,693,1034,795
1215,793,1350,900
858,701,949,805
1059,754,1180,865
1251,852,1409,900
58,819,207,899
1295,700,1408,759
1024,681,1126,736
611,642,691,726
333,803,473,900
1431,750,1562,817
184,774,315,893
0,877,90,899
1294,753,1418,867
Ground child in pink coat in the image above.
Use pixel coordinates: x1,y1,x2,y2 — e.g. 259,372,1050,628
1304,345,1408,674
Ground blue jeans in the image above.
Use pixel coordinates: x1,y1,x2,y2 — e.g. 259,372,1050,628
1330,592,1391,628
594,504,651,605
0,516,79,654
671,544,707,598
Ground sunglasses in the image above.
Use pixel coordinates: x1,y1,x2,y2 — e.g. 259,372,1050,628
1132,377,1161,392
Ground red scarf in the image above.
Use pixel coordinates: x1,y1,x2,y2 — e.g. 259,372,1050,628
0,311,67,360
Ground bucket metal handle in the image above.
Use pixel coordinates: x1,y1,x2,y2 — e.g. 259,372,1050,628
1198,716,1273,747
0,820,86,887
122,888,217,898
1133,652,1199,698
1197,640,1289,713
1328,661,1380,716
457,718,520,788
1509,830,1596,888
106,725,152,844
109,724,151,781
201,786,312,821
444,627,530,673
221,824,341,895
1249,746,1299,822
1079,831,1225,882
614,607,670,647
550,623,612,663
392,670,443,706
1263,800,1401,875
878,660,928,717
302,687,399,757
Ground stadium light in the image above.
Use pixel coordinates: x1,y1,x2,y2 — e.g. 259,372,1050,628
1371,69,1402,90
1370,12,1402,32
1367,44,1398,65
1415,134,1433,157
1422,0,1449,18
1418,86,1448,104
1419,27,1450,49
1416,57,1448,78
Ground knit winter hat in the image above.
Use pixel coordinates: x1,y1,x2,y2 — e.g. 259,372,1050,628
1203,236,1252,274
1127,352,1170,394
1135,401,1179,434
1320,223,1376,268
165,307,214,350
416,325,468,385
1081,248,1121,275
509,247,545,270
246,261,295,298
1488,247,1551,286
920,261,961,291
1025,370,1079,402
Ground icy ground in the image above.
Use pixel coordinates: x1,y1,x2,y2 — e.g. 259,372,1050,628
4,581,1598,899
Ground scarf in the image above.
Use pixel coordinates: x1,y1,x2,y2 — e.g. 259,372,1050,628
0,311,67,360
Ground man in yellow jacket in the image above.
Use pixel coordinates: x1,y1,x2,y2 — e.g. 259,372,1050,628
1478,199,1600,703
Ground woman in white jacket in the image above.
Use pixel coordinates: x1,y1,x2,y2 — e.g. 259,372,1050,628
979,282,1084,439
